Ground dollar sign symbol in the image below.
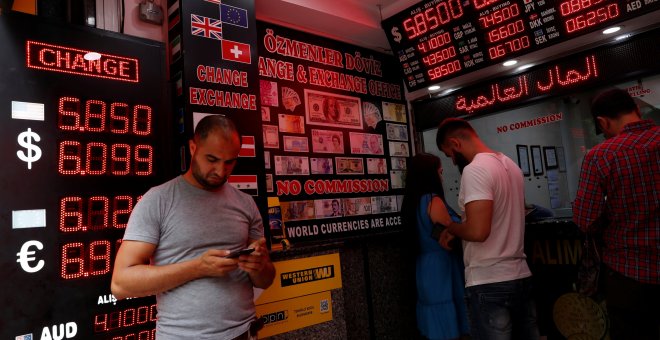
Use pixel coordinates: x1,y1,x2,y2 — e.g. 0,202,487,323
391,27,402,43
17,128,42,170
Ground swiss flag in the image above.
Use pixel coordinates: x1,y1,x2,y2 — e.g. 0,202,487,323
221,39,251,64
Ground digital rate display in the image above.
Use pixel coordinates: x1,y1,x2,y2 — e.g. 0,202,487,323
382,0,660,91
1,12,170,340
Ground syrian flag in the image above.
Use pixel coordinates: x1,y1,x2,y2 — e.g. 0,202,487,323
228,175,258,196
239,135,256,157
221,39,251,64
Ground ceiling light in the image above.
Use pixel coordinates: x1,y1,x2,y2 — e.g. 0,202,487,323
615,34,631,41
517,64,533,71
602,26,621,34
83,52,101,61
443,88,456,95
502,59,518,67
428,85,441,91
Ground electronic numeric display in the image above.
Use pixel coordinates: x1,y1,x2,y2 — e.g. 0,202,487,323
1,12,170,340
382,0,660,91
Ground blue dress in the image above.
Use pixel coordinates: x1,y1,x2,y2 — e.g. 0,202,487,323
415,194,470,339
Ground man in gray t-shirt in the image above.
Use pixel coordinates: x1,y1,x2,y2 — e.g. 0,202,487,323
111,115,275,339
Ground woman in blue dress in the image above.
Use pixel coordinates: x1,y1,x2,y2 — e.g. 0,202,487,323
402,153,470,340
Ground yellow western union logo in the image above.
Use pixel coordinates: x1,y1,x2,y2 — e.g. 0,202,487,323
280,265,335,287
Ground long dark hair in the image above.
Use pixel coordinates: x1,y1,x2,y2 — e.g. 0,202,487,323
401,153,446,252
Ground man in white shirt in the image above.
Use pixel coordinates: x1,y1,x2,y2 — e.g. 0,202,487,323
436,118,539,340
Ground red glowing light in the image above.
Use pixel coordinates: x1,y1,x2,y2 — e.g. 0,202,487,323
427,59,462,80
421,46,457,67
559,0,605,16
403,0,464,39
110,329,156,340
488,36,530,59
417,32,452,54
94,304,157,333
58,141,154,176
60,240,112,279
473,0,502,10
60,195,136,232
478,3,520,28
487,20,525,43
564,4,619,33
58,97,152,135
26,40,139,82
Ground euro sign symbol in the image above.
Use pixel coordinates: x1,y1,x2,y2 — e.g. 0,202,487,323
391,27,402,43
17,240,45,273
17,128,42,170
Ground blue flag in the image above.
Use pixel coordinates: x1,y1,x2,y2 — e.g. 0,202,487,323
220,3,248,28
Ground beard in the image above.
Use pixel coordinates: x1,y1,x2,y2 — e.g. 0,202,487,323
454,151,470,174
191,159,225,190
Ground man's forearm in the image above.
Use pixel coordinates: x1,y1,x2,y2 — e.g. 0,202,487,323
249,261,275,289
112,259,201,300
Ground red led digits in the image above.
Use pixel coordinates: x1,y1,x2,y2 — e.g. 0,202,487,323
113,196,133,229
85,142,108,175
59,97,81,130
58,141,153,176
94,304,157,333
134,145,154,176
85,100,107,132
478,3,520,29
60,197,83,232
427,60,462,80
564,4,619,33
421,46,457,67
60,240,111,279
110,103,130,134
417,32,452,54
559,0,605,16
132,105,152,136
58,96,152,135
488,36,530,59
111,144,131,175
59,195,137,232
487,19,525,43
403,0,464,39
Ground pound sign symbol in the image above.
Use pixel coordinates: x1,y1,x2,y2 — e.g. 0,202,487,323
17,128,42,170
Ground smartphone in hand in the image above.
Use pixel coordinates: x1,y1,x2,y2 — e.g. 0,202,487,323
430,223,446,241
225,248,255,259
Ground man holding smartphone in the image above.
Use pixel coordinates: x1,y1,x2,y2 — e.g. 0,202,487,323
111,115,275,340
436,118,539,340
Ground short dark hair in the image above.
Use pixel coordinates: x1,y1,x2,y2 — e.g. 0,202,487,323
194,115,239,142
591,88,637,134
435,118,476,148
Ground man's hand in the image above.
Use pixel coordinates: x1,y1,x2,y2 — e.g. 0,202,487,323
439,229,456,251
240,238,276,289
198,249,239,277
238,238,268,274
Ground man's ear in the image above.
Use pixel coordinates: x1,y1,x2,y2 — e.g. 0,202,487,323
447,137,461,150
596,116,609,134
188,139,197,156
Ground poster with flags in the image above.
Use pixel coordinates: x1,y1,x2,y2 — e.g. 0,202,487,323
167,0,265,231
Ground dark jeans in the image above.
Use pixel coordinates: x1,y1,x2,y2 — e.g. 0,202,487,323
605,268,660,340
465,277,540,340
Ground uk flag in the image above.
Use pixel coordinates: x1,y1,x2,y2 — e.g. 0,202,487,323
191,14,223,40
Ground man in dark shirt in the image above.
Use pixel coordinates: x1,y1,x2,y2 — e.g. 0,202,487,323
573,88,659,340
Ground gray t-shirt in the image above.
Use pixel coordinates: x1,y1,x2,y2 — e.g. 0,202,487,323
123,176,263,339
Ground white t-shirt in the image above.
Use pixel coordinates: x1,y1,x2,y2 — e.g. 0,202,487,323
458,153,532,287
